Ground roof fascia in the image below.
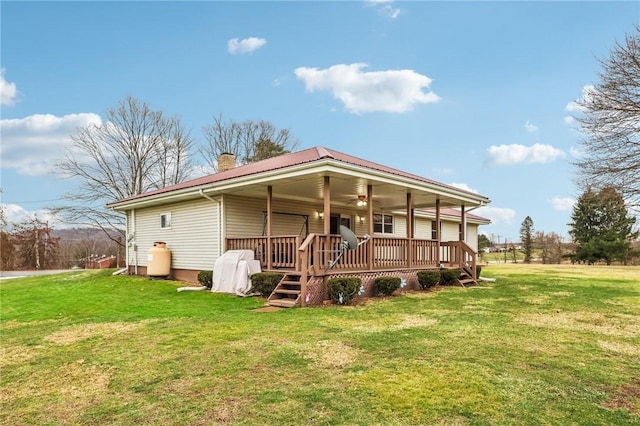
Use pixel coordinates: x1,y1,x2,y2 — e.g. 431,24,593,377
110,157,489,210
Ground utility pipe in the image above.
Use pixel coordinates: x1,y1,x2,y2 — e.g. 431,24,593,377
199,189,223,258
131,209,137,275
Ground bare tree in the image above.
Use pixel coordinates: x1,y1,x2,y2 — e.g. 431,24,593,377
54,97,195,245
200,114,299,171
10,218,60,270
534,231,565,264
572,26,640,210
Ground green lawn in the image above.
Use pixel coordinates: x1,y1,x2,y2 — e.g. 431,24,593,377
1,265,639,425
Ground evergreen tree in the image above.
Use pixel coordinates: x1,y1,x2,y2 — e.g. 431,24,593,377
569,187,638,264
519,216,534,263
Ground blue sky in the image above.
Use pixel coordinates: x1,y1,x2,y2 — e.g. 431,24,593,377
1,1,638,243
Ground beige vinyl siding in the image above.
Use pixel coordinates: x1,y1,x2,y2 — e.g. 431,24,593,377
133,198,219,270
224,196,265,237
225,196,317,238
414,217,431,239
466,224,479,252
224,195,369,238
440,221,459,243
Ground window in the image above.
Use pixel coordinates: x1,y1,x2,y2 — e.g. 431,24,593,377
160,213,172,229
431,220,439,240
373,214,393,234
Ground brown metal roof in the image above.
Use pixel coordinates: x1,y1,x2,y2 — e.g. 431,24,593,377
108,146,488,207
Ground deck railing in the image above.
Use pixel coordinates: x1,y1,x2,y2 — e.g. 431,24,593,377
441,241,477,280
226,235,300,270
227,235,463,273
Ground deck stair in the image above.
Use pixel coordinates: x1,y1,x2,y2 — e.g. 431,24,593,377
458,269,477,287
267,273,302,308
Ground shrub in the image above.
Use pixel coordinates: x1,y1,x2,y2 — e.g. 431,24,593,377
374,277,401,296
417,270,440,289
250,272,284,296
440,268,461,286
327,277,362,305
197,270,213,288
476,265,482,278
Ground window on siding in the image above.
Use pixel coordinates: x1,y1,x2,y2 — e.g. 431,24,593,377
160,213,172,229
373,214,393,234
431,221,439,240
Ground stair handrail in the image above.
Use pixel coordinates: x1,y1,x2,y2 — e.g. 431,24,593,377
457,241,477,280
297,233,319,307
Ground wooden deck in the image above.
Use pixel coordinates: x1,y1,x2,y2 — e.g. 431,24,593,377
227,234,477,307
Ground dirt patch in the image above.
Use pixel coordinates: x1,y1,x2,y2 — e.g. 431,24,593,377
298,340,361,369
351,314,438,333
597,340,640,356
514,311,640,338
0,344,41,368
521,295,550,305
549,291,574,297
397,314,438,329
1,318,62,331
602,380,640,415
211,397,246,423
44,321,151,345
1,359,113,423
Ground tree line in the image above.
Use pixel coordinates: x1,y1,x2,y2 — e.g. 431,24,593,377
3,26,638,269
0,216,122,271
51,96,300,248
515,186,639,265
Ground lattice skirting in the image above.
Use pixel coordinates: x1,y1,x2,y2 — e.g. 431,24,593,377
306,270,422,306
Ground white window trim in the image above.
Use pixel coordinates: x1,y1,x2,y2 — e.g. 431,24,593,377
160,212,172,229
373,213,394,235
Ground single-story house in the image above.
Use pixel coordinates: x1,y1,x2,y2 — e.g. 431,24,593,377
108,146,491,307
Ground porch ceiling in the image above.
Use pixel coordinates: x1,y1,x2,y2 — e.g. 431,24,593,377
225,171,479,211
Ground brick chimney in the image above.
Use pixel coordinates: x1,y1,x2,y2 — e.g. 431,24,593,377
218,153,236,172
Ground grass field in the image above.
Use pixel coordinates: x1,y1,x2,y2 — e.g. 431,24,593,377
1,265,639,425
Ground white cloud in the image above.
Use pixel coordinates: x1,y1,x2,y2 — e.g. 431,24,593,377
449,182,478,194
379,5,400,19
1,203,65,227
569,146,583,158
0,113,102,176
365,0,400,19
486,143,565,166
564,84,596,124
475,206,516,225
227,37,267,55
549,197,575,212
294,63,440,114
0,68,18,106
524,120,538,132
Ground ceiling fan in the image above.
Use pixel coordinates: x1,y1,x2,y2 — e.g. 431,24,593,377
344,194,368,207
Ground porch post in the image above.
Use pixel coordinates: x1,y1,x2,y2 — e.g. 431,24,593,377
367,184,373,270
435,198,441,266
406,192,413,268
323,176,331,236
267,185,273,270
460,204,466,242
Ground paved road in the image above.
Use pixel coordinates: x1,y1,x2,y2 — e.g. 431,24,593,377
0,270,78,280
